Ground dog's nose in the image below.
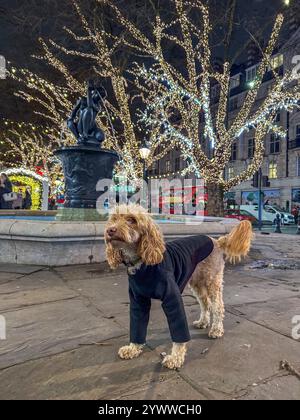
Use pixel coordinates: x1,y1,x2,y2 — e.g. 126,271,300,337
107,227,117,236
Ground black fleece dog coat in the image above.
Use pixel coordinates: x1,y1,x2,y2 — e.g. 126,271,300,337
128,235,214,344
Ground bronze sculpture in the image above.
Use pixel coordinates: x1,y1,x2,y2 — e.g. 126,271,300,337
55,79,118,210
67,80,105,146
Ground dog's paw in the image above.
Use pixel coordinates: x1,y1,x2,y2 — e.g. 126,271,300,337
208,326,224,339
193,319,210,329
162,354,184,370
118,344,143,360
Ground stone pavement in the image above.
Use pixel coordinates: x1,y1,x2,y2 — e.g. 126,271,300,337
0,233,299,400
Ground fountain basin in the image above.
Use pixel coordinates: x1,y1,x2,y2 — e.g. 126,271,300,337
0,217,238,266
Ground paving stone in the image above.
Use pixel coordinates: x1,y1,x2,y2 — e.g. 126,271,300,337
0,338,177,400
0,286,79,312
178,313,300,396
0,272,21,285
236,374,300,400
0,298,124,369
229,295,300,338
0,233,300,400
0,264,45,275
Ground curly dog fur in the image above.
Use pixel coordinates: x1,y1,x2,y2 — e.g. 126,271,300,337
104,204,253,369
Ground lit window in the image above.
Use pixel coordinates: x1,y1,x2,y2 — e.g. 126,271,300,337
246,65,258,82
270,134,280,154
269,54,283,70
228,167,235,179
269,162,278,179
230,74,240,90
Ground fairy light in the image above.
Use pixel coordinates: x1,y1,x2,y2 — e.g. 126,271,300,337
132,4,299,189
5,0,300,192
0,121,63,187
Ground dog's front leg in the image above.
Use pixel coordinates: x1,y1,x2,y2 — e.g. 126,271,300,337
162,343,187,370
118,343,144,360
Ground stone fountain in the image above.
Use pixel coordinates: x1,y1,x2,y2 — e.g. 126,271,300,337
54,80,118,220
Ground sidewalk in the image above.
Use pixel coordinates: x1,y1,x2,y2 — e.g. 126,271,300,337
0,233,299,400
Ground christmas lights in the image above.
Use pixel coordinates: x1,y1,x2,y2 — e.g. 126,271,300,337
131,3,299,190
3,168,49,210
5,0,300,195
0,121,62,187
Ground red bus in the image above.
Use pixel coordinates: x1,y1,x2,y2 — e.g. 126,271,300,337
158,185,208,215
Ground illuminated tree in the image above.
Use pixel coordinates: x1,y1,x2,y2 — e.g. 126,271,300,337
7,0,177,185
129,1,300,214
0,121,62,186
7,0,300,214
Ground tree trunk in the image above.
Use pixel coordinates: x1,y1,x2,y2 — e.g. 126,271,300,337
206,183,225,217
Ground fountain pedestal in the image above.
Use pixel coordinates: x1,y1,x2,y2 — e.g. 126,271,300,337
54,145,118,220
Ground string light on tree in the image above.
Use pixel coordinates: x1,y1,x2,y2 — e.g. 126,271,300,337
5,0,300,213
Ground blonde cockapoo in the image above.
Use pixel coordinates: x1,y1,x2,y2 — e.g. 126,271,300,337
104,204,252,370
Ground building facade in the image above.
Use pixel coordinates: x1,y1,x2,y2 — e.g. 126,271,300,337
148,23,300,212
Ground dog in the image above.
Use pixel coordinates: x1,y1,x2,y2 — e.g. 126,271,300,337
104,204,252,370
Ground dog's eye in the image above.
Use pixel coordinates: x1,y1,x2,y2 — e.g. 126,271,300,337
127,217,136,224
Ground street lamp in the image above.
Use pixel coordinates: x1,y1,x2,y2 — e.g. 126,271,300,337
139,147,151,160
139,144,151,210
139,144,151,182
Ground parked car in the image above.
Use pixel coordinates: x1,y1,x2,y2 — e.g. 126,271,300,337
240,205,273,225
225,209,258,225
240,204,295,225
264,205,295,225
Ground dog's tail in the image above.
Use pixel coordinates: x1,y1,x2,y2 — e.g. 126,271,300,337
217,220,253,263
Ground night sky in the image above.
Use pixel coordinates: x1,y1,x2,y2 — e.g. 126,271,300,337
0,0,286,66
0,0,290,121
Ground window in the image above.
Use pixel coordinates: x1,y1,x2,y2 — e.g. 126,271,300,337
230,74,240,90
230,142,238,161
269,161,278,179
269,54,283,70
211,84,220,99
228,167,235,180
165,160,171,173
297,156,300,177
248,138,255,158
296,124,300,138
229,96,238,111
275,112,281,123
175,157,180,172
266,84,274,96
150,163,157,175
246,65,258,82
270,134,280,154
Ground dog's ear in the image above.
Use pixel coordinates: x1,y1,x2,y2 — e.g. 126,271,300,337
138,216,165,265
106,242,123,269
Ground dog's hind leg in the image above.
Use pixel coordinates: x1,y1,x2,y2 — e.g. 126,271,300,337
190,286,211,329
208,283,224,339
